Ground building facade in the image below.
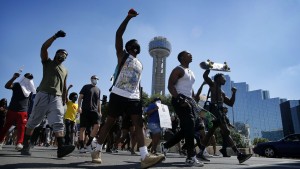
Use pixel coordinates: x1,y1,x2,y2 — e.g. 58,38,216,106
221,75,285,141
280,100,300,136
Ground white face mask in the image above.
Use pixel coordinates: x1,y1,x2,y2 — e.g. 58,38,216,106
155,100,161,104
91,79,98,85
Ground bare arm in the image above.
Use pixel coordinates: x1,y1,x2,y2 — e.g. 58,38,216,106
223,87,237,107
77,94,84,113
66,84,73,103
41,30,66,62
115,9,138,63
97,100,101,117
40,35,56,62
168,67,184,98
194,81,207,102
5,73,20,89
62,76,67,105
203,70,213,87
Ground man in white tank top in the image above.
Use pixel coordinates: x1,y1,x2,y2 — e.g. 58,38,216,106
160,51,204,167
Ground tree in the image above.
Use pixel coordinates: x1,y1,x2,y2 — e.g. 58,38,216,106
252,137,269,145
214,128,247,148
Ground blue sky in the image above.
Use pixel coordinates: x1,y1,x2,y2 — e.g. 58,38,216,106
1,0,299,102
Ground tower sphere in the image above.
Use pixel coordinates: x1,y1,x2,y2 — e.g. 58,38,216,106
149,36,171,57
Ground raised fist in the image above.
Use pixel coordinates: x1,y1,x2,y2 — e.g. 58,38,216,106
13,73,20,78
231,87,237,93
128,8,138,15
55,30,66,38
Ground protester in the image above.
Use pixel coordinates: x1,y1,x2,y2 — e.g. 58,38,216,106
91,9,165,168
21,30,75,158
0,73,36,151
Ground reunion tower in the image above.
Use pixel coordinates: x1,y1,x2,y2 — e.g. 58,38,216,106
149,36,171,95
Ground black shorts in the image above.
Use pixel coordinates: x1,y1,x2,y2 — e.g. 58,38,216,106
121,114,133,130
80,110,101,128
108,93,142,118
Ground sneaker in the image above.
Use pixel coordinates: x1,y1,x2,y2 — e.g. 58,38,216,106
237,153,252,164
185,156,204,167
20,146,31,156
86,144,96,153
79,148,87,153
57,145,75,158
203,149,213,158
141,154,165,169
15,143,23,151
91,151,102,163
160,142,169,156
196,151,210,162
111,146,118,153
219,148,230,157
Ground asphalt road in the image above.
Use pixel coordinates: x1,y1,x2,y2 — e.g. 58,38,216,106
0,145,300,169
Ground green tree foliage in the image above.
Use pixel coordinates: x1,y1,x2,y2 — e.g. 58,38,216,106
252,137,269,145
214,128,247,148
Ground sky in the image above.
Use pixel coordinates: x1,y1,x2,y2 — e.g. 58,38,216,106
1,0,299,102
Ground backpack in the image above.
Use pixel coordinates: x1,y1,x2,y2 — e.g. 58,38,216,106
109,50,129,92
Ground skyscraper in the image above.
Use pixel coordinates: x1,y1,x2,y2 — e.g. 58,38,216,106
149,36,171,95
221,75,285,141
280,100,300,136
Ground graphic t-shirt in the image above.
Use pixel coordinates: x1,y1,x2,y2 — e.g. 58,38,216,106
111,55,143,99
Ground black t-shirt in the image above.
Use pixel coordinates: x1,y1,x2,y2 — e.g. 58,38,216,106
79,84,101,112
8,83,30,112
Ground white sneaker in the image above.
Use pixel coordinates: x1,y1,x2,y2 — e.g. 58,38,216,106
185,156,204,167
203,149,213,158
15,143,23,151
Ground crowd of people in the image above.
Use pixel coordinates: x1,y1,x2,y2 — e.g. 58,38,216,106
0,8,252,168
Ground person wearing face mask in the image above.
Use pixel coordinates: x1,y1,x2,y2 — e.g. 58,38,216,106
64,84,78,145
145,97,162,154
0,72,36,151
77,75,101,154
91,9,164,168
21,30,75,158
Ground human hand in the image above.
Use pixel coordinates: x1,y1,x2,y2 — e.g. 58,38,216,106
128,8,138,17
176,94,187,106
55,30,66,38
231,87,237,93
78,107,82,114
13,73,20,78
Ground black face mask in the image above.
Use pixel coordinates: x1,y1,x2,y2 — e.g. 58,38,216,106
57,54,67,62
71,97,78,103
132,45,140,54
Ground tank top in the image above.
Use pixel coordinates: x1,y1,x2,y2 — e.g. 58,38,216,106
174,65,195,98
111,55,143,99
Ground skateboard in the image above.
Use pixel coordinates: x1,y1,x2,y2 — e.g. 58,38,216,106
200,59,230,72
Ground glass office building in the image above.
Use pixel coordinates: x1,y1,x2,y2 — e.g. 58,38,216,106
280,100,300,136
221,75,285,141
